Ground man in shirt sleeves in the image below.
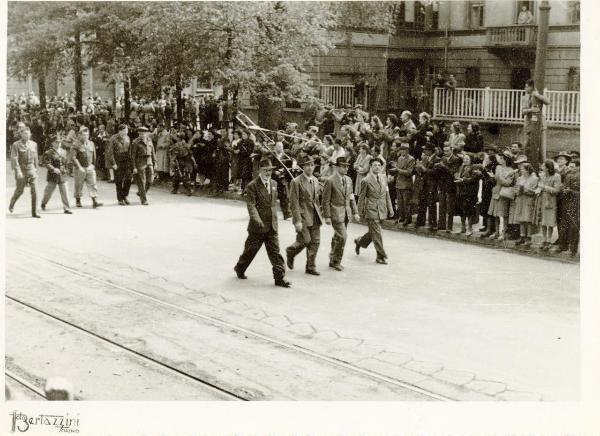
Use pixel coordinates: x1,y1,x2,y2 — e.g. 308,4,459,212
234,158,291,288
322,157,359,271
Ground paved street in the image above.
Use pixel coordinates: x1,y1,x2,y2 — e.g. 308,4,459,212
5,167,580,400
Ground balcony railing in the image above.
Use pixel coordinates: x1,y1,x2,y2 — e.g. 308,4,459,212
433,87,580,128
320,85,356,108
485,25,537,48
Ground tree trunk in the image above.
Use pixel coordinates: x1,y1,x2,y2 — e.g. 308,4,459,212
124,77,131,121
257,95,283,131
73,30,83,112
37,72,47,110
176,78,183,125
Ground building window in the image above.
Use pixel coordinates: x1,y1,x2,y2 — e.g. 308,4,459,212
432,1,440,30
568,67,580,91
469,1,485,29
570,1,580,24
465,67,481,88
516,1,535,25
394,1,426,31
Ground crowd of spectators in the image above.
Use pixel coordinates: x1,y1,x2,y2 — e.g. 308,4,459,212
6,91,580,256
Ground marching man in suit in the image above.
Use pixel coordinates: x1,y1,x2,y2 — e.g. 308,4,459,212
234,158,291,288
286,153,323,276
322,157,360,271
355,157,394,264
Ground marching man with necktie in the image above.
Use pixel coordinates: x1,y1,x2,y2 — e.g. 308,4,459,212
322,157,360,271
286,153,323,276
234,158,291,288
355,157,394,264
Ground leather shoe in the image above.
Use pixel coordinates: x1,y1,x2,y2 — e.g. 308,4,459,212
376,258,388,265
123,198,130,205
118,200,126,206
275,279,291,288
305,269,320,276
64,210,73,214
32,214,41,219
234,266,247,279
329,263,344,271
141,201,149,206
41,203,46,211
354,238,360,255
286,251,294,270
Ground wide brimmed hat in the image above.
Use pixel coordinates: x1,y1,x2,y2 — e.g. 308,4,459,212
258,158,275,170
297,154,315,167
137,126,150,132
556,151,572,161
333,156,351,167
370,157,384,166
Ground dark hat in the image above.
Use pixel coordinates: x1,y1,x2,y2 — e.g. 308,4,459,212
333,156,351,167
370,157,384,166
137,126,150,133
258,158,275,170
296,153,315,167
117,124,127,131
484,145,498,153
556,151,572,161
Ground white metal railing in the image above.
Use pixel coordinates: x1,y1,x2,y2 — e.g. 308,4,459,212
320,85,356,108
545,90,580,126
433,87,580,128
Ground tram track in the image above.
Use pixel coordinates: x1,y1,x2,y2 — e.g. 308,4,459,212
6,295,246,401
5,370,48,400
8,247,452,401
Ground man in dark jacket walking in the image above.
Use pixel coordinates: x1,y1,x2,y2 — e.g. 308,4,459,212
41,135,72,214
234,158,291,288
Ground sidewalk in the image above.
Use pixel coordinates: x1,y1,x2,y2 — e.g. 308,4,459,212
150,178,579,265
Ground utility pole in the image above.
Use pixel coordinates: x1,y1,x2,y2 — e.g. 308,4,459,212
527,0,551,169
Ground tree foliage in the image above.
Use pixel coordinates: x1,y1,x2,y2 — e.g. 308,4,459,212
8,1,372,110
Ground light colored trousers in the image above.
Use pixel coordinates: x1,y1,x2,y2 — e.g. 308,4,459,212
42,182,71,210
74,167,98,199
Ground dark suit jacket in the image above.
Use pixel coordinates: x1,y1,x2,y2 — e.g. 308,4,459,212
289,174,323,227
358,172,394,220
245,177,279,234
42,148,68,184
322,172,358,223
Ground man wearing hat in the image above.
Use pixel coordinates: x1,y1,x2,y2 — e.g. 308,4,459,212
554,151,572,250
70,127,102,208
322,157,360,271
8,125,41,217
355,157,394,264
234,158,291,288
286,153,324,275
130,126,156,206
106,124,132,205
392,142,415,226
41,134,72,214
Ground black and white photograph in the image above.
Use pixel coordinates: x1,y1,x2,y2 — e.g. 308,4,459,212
2,0,598,434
